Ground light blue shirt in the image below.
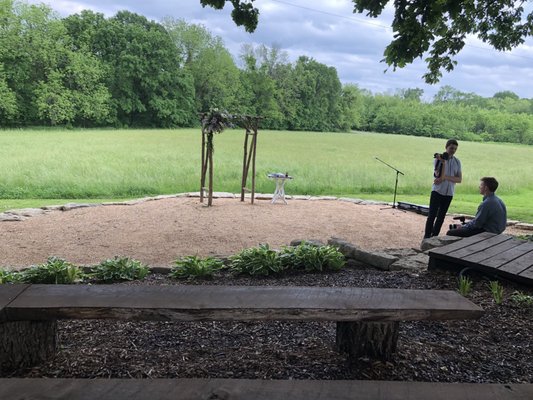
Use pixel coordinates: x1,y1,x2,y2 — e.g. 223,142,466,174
432,156,461,196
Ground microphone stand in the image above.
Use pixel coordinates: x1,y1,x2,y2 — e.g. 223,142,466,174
375,157,405,209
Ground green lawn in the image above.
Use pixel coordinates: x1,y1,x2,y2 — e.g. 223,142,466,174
1,129,531,222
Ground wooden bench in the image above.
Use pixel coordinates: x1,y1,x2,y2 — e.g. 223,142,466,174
1,284,483,372
429,232,533,285
1,378,532,400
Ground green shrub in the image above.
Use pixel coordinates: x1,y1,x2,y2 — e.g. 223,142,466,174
488,280,504,305
229,244,284,276
19,257,83,284
91,257,149,282
457,275,473,296
280,242,346,272
0,269,20,284
170,256,224,280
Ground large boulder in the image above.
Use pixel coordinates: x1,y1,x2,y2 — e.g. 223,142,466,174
390,253,429,272
289,239,326,247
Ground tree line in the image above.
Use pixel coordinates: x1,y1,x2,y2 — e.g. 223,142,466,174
1,1,532,144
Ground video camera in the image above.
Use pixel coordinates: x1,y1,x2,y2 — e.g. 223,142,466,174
449,216,466,230
434,152,449,160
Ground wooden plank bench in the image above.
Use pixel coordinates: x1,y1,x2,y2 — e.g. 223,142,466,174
0,284,483,372
428,232,533,285
1,378,532,400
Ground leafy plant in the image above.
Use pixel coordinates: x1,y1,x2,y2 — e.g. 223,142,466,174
510,291,533,306
19,257,83,284
0,269,20,284
170,256,224,280
280,242,346,272
457,275,473,297
488,281,504,305
91,257,149,282
229,244,284,276
229,243,345,276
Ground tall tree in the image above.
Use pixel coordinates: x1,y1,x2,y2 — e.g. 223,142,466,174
397,88,424,102
0,0,68,124
433,86,481,105
0,63,18,123
0,0,112,126
162,17,242,114
199,0,533,83
65,10,196,127
493,90,520,100
239,46,283,127
339,84,365,131
288,56,342,131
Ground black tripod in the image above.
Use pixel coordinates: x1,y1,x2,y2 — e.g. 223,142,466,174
375,157,404,209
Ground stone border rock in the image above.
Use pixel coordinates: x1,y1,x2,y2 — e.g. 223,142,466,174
0,193,390,222
288,238,429,273
1,193,530,230
326,235,471,273
328,235,469,272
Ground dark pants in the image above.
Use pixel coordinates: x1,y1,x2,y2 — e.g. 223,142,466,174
446,227,485,237
424,191,453,238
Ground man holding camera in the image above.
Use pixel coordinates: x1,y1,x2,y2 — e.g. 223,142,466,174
446,177,507,237
424,139,462,238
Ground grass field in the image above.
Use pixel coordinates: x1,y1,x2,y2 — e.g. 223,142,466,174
1,129,531,222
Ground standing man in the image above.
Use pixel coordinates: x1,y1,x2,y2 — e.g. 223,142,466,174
424,139,462,238
447,177,507,237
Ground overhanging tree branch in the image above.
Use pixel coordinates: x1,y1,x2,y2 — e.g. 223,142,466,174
199,0,533,83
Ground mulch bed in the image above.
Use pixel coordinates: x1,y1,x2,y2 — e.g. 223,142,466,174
7,266,533,383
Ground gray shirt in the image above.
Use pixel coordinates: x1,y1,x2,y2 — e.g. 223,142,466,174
464,193,507,234
432,156,461,196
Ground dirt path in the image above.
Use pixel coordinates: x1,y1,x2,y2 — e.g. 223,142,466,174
0,197,528,268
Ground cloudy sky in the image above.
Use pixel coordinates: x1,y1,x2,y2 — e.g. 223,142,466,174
29,0,533,100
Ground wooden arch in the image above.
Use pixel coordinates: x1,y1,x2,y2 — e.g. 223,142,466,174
199,110,261,206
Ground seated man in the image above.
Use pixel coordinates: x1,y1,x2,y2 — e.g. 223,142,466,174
447,177,507,237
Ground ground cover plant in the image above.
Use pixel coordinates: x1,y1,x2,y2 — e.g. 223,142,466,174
511,291,533,307
0,257,151,284
229,244,285,276
1,129,532,222
17,257,84,284
279,242,346,272
229,243,346,276
0,269,18,284
90,257,149,283
170,256,225,280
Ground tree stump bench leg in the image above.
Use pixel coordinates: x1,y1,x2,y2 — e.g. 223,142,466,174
336,321,399,361
0,320,57,373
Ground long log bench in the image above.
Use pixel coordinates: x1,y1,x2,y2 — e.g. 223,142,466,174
1,378,532,400
1,284,483,372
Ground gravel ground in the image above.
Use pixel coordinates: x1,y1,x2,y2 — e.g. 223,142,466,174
2,197,530,269
8,266,533,383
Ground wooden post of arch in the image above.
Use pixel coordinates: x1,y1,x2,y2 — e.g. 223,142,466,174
200,125,207,203
240,117,259,204
199,118,214,206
